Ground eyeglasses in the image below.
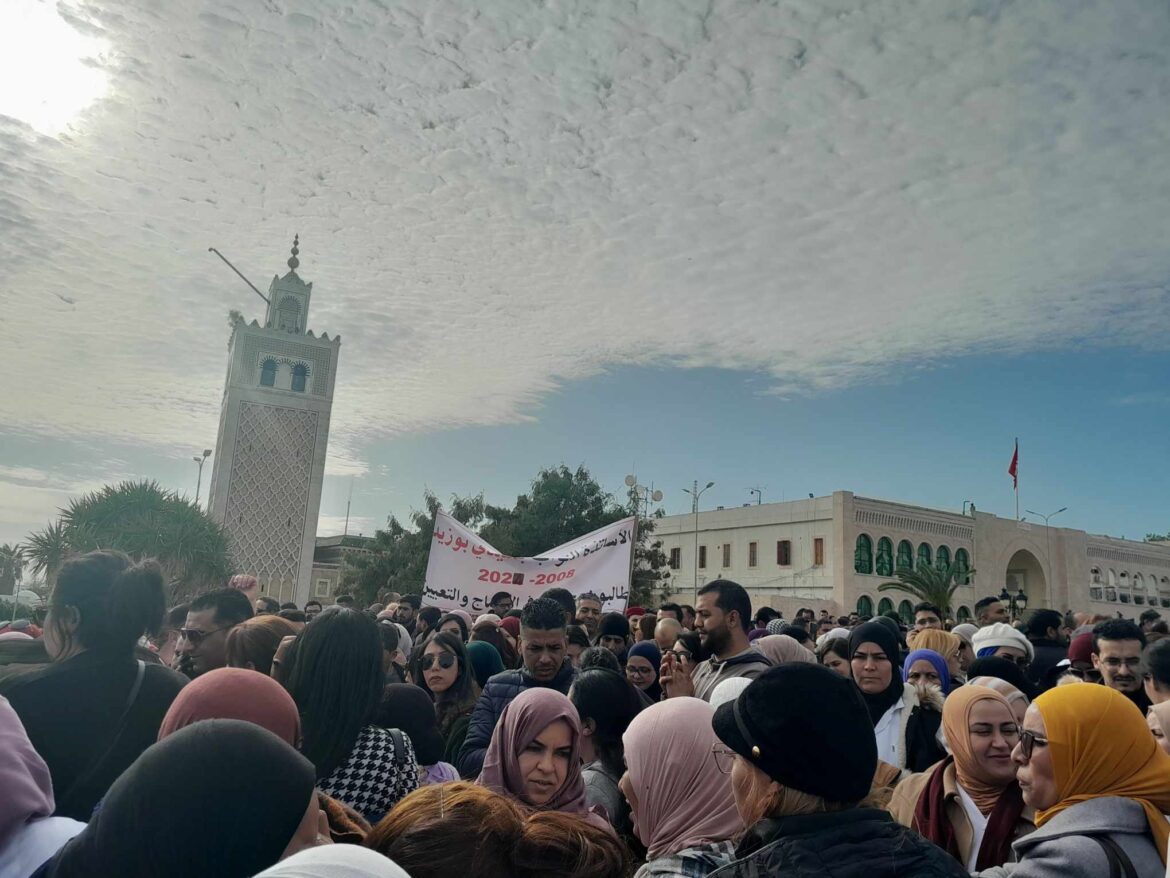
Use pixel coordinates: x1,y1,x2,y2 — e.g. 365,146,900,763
670,648,692,661
999,655,1031,668
711,743,736,775
1019,729,1049,762
178,626,232,647
1066,667,1102,683
626,665,655,677
419,653,456,671
1101,657,1142,670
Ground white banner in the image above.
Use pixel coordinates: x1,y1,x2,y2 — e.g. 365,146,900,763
423,511,635,615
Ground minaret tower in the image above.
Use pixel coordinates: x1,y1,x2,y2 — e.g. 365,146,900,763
207,237,341,604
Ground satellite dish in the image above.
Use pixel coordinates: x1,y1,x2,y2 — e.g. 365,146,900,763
651,490,663,502
624,475,637,487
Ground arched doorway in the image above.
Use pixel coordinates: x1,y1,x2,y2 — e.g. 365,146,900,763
1005,548,1047,606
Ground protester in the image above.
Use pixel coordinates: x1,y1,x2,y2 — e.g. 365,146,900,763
709,676,752,709
566,625,591,666
680,605,697,630
228,572,261,608
336,594,357,609
254,845,410,878
440,611,473,642
0,697,84,878
626,640,662,702
707,663,967,877
906,628,963,683
654,617,682,652
1146,702,1170,756
256,595,281,615
816,637,852,678
0,551,187,820
471,618,520,670
1091,618,1150,713
393,595,420,635
968,673,1031,726
410,634,476,763
1023,609,1069,691
902,648,952,693
598,612,631,658
466,638,505,685
952,623,978,670
580,645,623,673
158,666,299,743
753,634,815,666
376,684,458,786
476,687,611,832
967,656,1038,701
973,684,1170,877
303,599,323,622
848,621,945,773
621,697,742,877
913,602,944,631
889,685,1032,870
174,586,255,677
974,596,1010,627
488,591,515,616
365,781,522,878
973,622,1034,669
33,720,328,878
658,603,683,623
283,607,417,822
225,613,298,676
1142,637,1170,705
575,593,603,640
672,629,704,665
457,597,575,778
512,811,629,878
570,668,643,833
662,581,772,702
278,609,307,631
153,604,187,668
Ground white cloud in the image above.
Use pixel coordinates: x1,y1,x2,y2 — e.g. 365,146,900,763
2,0,1169,479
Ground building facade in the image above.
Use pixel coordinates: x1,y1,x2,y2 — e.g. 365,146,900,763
309,534,376,602
658,491,1170,621
207,238,341,605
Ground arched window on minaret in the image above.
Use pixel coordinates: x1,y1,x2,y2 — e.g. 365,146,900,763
277,296,302,332
260,358,277,387
291,363,308,393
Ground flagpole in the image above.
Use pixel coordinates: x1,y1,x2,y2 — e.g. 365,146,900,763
1014,437,1020,521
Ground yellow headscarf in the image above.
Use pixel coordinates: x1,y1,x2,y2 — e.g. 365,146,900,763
1034,684,1170,864
908,628,960,659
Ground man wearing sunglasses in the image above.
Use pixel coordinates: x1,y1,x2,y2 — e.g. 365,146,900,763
175,588,253,678
1091,619,1150,713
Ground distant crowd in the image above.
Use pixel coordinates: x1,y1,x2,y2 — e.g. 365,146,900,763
1,552,1169,877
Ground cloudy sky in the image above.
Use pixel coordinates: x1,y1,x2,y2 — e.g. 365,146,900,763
2,0,1169,551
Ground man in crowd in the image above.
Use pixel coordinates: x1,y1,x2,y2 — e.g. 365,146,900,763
255,595,280,616
1024,608,1069,690
662,579,771,702
597,613,630,655
175,588,253,677
574,592,603,640
542,587,577,627
393,594,420,635
680,604,697,630
913,602,943,631
457,597,575,777
658,602,683,623
414,606,442,641
335,594,356,609
1092,618,1150,712
655,616,682,652
974,595,1009,627
1140,608,1162,634
816,616,836,640
754,606,781,630
488,590,514,616
303,599,322,622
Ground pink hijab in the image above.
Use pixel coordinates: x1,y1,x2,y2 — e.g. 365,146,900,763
477,688,609,831
622,697,743,859
0,695,54,846
754,634,816,665
158,668,302,746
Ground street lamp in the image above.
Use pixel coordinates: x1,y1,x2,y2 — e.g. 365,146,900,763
999,585,1029,622
1025,506,1067,588
193,449,212,508
683,480,715,598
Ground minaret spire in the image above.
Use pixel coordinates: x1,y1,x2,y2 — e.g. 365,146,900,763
288,233,300,271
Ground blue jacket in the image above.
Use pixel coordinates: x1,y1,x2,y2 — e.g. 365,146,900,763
455,659,576,778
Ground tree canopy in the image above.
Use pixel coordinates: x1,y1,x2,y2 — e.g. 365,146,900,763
878,561,973,616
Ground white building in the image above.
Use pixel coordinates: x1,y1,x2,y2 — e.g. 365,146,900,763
657,491,1170,621
207,237,340,604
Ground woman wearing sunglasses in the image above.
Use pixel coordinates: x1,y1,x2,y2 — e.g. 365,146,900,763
974,684,1170,878
417,632,480,764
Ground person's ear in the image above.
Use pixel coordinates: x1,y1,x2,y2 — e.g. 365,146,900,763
59,605,81,633
580,718,596,737
1091,652,1101,669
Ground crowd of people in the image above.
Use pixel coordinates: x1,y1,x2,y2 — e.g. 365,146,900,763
2,551,1170,877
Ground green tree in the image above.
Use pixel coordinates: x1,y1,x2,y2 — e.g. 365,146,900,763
878,562,973,616
1147,532,1170,543
23,522,69,590
0,544,23,596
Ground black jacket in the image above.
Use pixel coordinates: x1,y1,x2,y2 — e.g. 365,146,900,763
707,808,970,878
1027,639,1068,692
455,659,575,778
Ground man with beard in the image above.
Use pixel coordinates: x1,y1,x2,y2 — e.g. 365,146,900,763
1091,618,1150,712
660,579,771,702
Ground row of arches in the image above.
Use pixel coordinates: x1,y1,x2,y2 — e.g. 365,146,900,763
854,595,973,623
854,534,971,583
1090,566,1170,607
259,359,309,392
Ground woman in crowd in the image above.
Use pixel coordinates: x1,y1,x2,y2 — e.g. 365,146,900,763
952,623,979,674
673,629,704,665
972,624,1034,667
566,625,591,667
513,811,629,878
437,612,470,642
225,613,298,676
466,639,505,687
255,846,411,878
707,663,967,877
477,688,612,832
283,607,418,823
889,686,1032,871
622,698,743,877
849,621,945,773
0,697,84,878
0,551,186,820
967,656,1038,702
1147,702,1170,755
975,684,1170,878
902,648,952,693
969,673,1030,727
907,629,963,685
33,720,330,878
570,668,643,832
580,646,622,673
375,683,458,785
472,619,519,670
365,781,524,878
754,634,816,666
415,632,480,762
816,637,852,678
625,641,663,702
1142,638,1170,705
710,677,752,709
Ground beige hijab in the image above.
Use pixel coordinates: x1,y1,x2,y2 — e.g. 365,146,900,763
753,635,815,665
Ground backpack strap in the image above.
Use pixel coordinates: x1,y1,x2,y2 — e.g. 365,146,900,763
1092,835,1138,878
386,727,409,768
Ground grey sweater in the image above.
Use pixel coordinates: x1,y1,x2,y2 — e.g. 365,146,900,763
975,796,1165,878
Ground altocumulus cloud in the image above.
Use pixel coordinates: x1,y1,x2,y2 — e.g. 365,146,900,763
2,0,1169,476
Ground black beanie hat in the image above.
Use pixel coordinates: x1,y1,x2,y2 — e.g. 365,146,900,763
712,663,877,804
598,612,629,640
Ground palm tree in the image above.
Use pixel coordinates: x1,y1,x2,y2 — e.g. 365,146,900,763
878,562,974,617
0,543,23,596
24,522,70,590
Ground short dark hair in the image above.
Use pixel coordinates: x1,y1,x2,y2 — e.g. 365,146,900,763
698,579,752,632
576,592,603,606
504,609,523,619
913,602,942,618
754,606,780,624
566,625,591,649
165,603,189,630
521,597,566,633
305,600,323,611
256,596,281,614
278,608,306,624
675,630,704,662
280,602,298,610
398,594,421,610
680,604,695,617
779,624,812,645
578,646,621,673
489,591,513,606
1093,619,1146,653
190,587,254,628
1140,609,1162,625
377,618,400,654
1024,609,1064,639
569,669,642,779
1143,638,1170,688
540,588,575,620
974,596,1001,614
335,594,355,606
418,606,443,629
658,602,682,619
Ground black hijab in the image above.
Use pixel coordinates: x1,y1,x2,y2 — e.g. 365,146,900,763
35,719,316,878
966,656,1038,702
848,621,905,727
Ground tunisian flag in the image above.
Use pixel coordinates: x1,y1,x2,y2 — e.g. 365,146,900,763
1008,440,1019,489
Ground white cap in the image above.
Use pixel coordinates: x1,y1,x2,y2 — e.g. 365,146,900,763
972,622,1034,662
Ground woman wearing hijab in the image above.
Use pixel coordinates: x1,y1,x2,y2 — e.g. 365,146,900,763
621,698,742,877
375,684,458,786
975,684,1170,878
33,720,330,878
969,674,1030,726
849,622,945,774
254,845,411,878
889,686,1033,870
570,669,643,833
1147,702,1170,755
0,697,85,878
753,634,816,666
902,648,951,693
476,688,612,833
907,629,963,685
0,551,187,820
472,621,520,670
625,641,662,702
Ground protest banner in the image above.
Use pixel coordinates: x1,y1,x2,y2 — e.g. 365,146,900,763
422,511,635,614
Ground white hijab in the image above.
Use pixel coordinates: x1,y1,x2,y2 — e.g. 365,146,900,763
253,847,412,877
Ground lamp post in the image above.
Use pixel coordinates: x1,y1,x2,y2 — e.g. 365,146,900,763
683,480,715,599
193,449,212,508
999,585,1029,622
1025,506,1066,588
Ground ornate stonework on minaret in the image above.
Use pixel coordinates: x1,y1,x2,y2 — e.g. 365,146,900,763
207,237,340,604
